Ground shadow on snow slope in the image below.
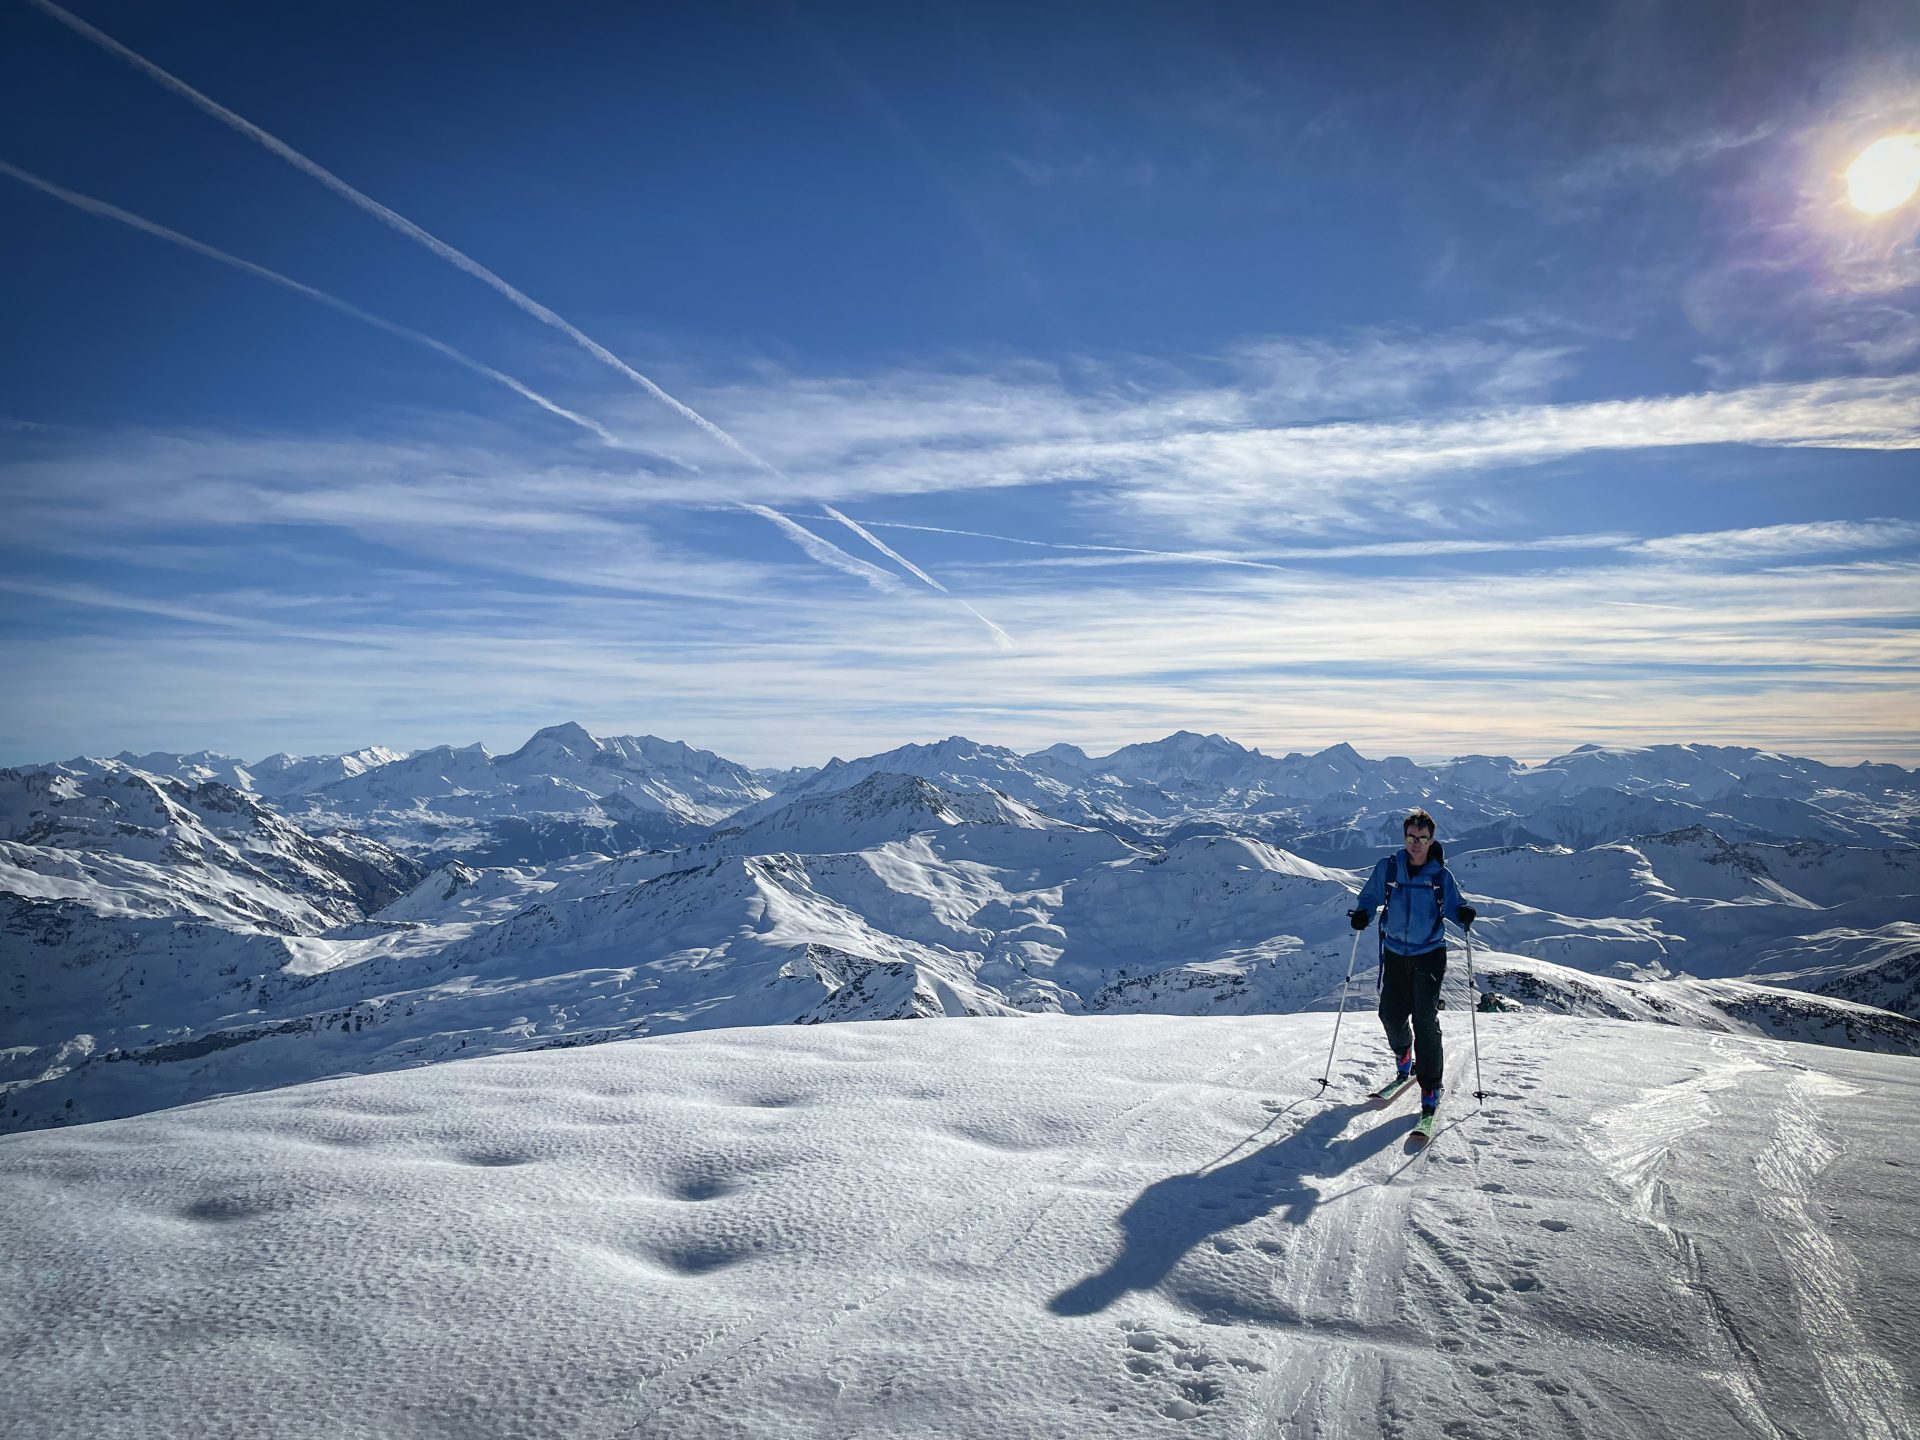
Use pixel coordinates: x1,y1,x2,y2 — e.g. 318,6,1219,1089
1051,1095,1422,1316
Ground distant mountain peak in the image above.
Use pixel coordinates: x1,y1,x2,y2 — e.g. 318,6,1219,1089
505,722,599,761
1028,742,1090,762
1167,729,1244,751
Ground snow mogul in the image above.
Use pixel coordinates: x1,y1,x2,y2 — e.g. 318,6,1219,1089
1346,809,1476,1126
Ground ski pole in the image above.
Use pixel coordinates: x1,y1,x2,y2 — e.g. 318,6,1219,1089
1464,923,1488,1103
1316,928,1365,1093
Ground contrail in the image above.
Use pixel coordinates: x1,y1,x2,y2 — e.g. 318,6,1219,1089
0,158,904,591
861,518,1638,568
851,518,1301,571
26,0,1002,628
740,504,904,591
22,0,727,448
819,506,1014,647
822,506,951,591
0,159,632,449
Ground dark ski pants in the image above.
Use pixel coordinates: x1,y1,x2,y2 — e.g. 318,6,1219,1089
1378,948,1446,1090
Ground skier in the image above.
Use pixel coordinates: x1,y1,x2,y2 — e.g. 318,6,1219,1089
1347,809,1476,1130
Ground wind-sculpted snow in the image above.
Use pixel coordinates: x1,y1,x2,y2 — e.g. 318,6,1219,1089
2,1015,1913,1439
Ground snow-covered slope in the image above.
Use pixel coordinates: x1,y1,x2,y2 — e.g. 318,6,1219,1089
34,744,409,798
0,767,420,934
3,1014,1912,1440
1449,828,1920,1005
0,767,425,1053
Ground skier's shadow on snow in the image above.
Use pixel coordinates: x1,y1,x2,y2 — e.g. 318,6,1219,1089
1048,1096,1408,1318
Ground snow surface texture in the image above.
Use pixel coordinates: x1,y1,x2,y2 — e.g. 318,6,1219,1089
3,1014,1914,1439
5,731,1920,1136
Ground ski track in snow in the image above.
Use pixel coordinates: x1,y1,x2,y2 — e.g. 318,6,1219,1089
1753,1066,1904,1440
1229,1011,1620,1440
1582,1035,1910,1440
1584,1041,1792,1440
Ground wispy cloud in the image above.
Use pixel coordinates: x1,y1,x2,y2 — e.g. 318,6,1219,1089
11,355,1917,609
0,577,362,641
1630,520,1920,561
857,519,1637,570
1551,123,1776,201
10,554,1919,766
621,365,1920,545
22,0,976,611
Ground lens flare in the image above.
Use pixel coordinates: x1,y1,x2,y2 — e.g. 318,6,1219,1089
1845,134,1920,214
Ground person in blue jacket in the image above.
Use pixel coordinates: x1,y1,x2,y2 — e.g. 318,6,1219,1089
1347,808,1476,1121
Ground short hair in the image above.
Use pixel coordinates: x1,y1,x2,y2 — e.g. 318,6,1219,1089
1403,808,1436,835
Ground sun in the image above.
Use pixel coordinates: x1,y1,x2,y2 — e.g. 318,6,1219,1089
1846,134,1920,214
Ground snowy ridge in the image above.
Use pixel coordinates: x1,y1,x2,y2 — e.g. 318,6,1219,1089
2,1014,1913,1439
285,724,772,861
0,766,421,930
27,723,775,864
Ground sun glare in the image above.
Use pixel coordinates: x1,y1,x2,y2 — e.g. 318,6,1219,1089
1845,134,1920,214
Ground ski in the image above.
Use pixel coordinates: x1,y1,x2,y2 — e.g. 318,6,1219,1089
1368,1075,1416,1106
1410,1111,1437,1144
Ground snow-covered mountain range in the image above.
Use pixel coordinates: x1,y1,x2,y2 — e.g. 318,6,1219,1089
31,722,776,863
5,725,1918,1136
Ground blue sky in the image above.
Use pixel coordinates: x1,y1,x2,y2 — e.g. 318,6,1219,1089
3,0,1918,767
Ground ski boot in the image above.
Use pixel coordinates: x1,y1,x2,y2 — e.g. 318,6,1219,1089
1414,1085,1442,1141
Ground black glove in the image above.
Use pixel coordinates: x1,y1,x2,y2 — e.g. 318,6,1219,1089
1457,904,1477,929
1348,908,1372,931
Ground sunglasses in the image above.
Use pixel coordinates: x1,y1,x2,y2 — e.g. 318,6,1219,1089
1404,832,1435,842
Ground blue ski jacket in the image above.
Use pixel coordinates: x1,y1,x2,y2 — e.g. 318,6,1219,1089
1354,846,1471,956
